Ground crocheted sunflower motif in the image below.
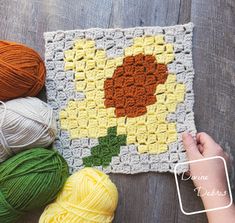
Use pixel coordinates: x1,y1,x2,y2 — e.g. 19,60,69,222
60,36,185,167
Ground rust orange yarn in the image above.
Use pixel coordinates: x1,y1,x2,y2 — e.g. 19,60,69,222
0,40,46,101
104,53,168,118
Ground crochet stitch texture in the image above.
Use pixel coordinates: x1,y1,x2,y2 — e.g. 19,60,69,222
44,23,196,174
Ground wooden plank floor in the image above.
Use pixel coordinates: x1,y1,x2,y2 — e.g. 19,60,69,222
0,0,234,222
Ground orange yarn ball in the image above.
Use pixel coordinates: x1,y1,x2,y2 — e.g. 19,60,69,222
0,40,46,101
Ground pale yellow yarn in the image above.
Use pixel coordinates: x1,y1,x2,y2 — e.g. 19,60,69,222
39,168,118,223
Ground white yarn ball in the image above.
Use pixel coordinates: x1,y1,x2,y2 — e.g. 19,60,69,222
0,97,57,162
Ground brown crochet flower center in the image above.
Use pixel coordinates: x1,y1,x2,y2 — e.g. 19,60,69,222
104,53,168,118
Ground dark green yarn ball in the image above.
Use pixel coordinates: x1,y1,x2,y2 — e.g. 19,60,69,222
0,148,69,223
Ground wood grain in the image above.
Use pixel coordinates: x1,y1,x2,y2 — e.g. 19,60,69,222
0,0,234,222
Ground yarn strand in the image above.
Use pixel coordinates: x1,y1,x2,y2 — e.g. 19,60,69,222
0,40,46,101
0,148,69,223
0,100,54,149
0,97,57,162
39,168,118,223
0,101,11,156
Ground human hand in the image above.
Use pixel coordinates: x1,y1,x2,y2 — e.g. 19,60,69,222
182,132,235,223
182,132,230,197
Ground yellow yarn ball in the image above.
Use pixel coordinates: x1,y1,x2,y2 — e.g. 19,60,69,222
39,168,118,223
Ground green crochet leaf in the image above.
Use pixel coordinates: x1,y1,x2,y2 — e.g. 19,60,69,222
83,126,127,168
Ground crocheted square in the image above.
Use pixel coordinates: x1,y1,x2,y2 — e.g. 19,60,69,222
44,23,196,174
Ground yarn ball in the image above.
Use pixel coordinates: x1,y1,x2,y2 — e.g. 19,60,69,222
0,97,57,162
39,168,118,223
0,40,46,101
0,148,69,223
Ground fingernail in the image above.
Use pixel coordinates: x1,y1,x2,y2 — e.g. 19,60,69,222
182,132,189,139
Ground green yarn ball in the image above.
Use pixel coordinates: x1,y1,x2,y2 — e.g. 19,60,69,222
0,148,69,223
